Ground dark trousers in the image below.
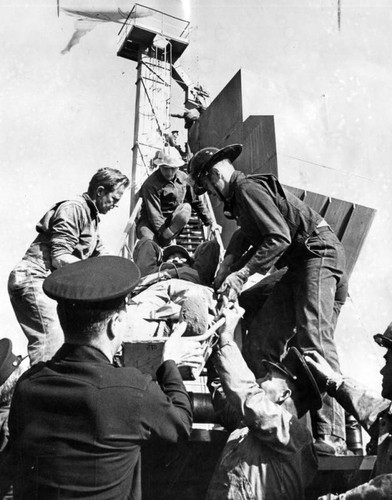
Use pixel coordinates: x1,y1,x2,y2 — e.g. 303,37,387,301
243,227,348,439
133,238,220,286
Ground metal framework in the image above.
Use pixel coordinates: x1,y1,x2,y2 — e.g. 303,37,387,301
117,4,190,253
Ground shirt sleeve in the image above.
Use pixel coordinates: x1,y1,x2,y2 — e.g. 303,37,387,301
331,378,390,433
186,187,212,226
328,473,392,499
236,181,292,275
206,357,243,431
50,202,88,260
141,181,167,234
214,341,311,455
137,360,193,442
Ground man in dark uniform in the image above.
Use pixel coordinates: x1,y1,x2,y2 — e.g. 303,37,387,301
8,256,203,499
0,339,29,499
188,144,348,455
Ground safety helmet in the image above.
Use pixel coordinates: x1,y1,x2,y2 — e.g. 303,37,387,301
188,144,242,194
153,146,184,168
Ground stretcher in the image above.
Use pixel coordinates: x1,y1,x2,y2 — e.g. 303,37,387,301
121,278,227,380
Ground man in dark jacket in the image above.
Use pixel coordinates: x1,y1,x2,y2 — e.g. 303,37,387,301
8,256,203,499
0,339,29,499
188,144,348,455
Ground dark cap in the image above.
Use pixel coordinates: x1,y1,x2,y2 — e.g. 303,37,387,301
162,245,193,265
188,144,242,192
374,322,392,349
43,256,140,304
0,339,23,386
262,347,322,415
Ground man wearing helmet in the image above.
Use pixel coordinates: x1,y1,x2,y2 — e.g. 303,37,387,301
188,144,348,455
305,322,392,498
134,146,215,276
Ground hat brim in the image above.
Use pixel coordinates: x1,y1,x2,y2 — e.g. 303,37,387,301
154,159,184,168
374,334,392,349
162,245,193,264
196,144,242,183
262,348,322,412
261,359,296,381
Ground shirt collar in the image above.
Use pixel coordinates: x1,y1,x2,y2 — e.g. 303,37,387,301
156,168,181,184
227,170,244,201
53,343,112,364
82,193,100,221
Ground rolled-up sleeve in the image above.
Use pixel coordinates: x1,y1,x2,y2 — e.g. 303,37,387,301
50,203,87,260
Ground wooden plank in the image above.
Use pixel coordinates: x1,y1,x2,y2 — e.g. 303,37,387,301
302,191,330,217
238,116,278,176
341,205,377,278
323,198,354,240
284,185,305,200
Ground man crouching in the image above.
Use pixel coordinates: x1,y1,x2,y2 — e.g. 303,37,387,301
207,305,321,499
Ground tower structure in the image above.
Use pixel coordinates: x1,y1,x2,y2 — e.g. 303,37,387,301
117,4,190,251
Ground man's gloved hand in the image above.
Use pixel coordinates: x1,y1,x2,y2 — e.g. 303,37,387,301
303,350,342,393
217,268,249,302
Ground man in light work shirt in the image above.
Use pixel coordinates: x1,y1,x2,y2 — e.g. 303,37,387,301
8,167,129,365
134,146,214,276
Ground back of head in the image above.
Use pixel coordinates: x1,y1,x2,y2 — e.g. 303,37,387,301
87,168,130,198
43,256,140,342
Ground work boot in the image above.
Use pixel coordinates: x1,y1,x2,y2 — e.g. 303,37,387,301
161,203,192,244
314,435,348,456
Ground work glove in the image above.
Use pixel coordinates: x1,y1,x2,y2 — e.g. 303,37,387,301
217,269,249,302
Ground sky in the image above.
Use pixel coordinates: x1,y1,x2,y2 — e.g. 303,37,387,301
1,0,392,392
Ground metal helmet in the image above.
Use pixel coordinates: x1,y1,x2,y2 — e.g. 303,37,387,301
188,144,243,195
187,147,220,194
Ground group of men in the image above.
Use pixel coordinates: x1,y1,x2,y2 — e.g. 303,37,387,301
1,142,391,499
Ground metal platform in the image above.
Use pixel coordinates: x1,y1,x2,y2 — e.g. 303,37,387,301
117,3,189,63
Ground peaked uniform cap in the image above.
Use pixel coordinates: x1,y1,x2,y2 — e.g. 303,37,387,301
374,321,392,349
43,256,140,303
153,146,184,168
0,339,22,386
262,347,322,412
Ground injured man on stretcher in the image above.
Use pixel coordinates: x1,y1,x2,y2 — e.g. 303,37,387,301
121,238,225,378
